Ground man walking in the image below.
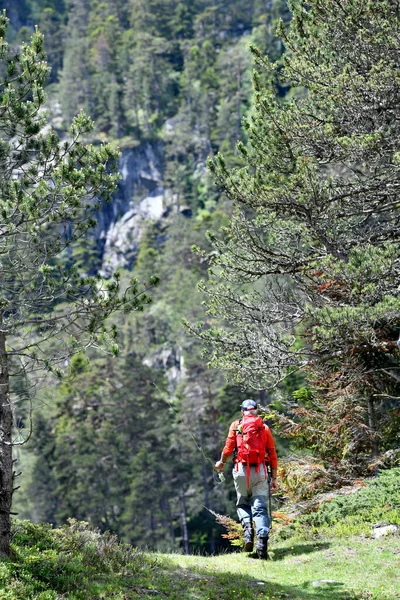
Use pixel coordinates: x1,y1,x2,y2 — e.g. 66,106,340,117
214,399,278,558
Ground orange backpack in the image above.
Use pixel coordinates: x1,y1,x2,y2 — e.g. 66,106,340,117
235,414,268,488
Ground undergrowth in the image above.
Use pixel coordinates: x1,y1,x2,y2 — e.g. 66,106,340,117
0,469,399,599
277,468,400,541
210,468,400,547
1,519,154,599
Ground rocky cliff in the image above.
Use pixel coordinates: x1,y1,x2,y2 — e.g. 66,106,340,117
97,142,165,276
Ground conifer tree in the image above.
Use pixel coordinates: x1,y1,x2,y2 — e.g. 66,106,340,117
195,0,400,474
58,0,92,125
0,14,155,555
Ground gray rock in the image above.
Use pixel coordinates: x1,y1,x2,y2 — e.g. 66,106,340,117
372,524,399,539
97,142,163,238
143,345,186,392
139,191,165,220
100,186,168,276
311,580,340,587
97,142,165,275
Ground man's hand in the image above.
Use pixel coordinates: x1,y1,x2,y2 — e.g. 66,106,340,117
270,477,278,492
214,460,225,472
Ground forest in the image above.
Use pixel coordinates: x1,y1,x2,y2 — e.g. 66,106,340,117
0,0,399,567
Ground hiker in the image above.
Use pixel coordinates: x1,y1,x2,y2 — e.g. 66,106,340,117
214,399,278,559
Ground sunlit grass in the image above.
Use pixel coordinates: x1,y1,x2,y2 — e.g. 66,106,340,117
2,470,399,599
1,520,398,599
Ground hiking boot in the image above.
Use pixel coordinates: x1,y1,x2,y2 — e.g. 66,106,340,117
242,525,254,552
256,536,268,559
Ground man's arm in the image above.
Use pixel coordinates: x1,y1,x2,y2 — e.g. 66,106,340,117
270,467,278,492
214,421,237,471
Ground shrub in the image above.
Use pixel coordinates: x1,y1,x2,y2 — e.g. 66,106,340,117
5,519,153,599
277,468,400,540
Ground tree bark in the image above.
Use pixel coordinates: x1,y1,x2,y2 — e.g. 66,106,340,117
368,396,379,461
197,421,210,509
0,328,12,557
160,493,175,548
178,477,190,555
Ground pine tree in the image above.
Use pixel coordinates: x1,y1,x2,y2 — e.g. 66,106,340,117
58,0,92,126
194,0,400,474
38,8,64,83
0,14,156,555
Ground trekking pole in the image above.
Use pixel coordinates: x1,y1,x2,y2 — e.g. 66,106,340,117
268,466,273,530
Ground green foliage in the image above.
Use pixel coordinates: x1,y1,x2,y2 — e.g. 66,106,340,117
10,199,258,553
194,0,400,478
3,519,150,599
279,468,400,541
0,11,156,371
8,0,291,557
1,516,399,600
0,10,161,556
306,468,400,528
20,342,235,553
31,0,289,171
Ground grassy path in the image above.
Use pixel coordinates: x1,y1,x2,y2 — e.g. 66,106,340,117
136,535,399,600
1,518,398,599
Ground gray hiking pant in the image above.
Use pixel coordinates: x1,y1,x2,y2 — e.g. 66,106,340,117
233,463,271,537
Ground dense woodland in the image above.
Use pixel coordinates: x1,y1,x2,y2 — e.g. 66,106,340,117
1,0,399,557
5,0,290,555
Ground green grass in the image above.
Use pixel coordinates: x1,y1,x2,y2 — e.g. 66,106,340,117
156,536,399,600
1,469,399,599
1,520,398,599
278,468,400,541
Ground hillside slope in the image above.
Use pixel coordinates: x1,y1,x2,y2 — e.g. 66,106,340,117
1,519,398,600
3,470,400,599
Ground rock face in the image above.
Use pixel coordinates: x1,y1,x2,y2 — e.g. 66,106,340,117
143,344,187,392
96,142,166,275
100,186,167,276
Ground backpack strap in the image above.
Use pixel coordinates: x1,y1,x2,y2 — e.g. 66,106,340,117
246,456,251,490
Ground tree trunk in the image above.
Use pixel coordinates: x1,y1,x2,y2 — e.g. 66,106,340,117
234,61,241,155
160,493,175,548
368,397,379,461
197,421,210,509
178,477,190,555
0,328,13,557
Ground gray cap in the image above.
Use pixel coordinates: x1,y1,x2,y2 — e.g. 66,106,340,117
241,399,257,410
